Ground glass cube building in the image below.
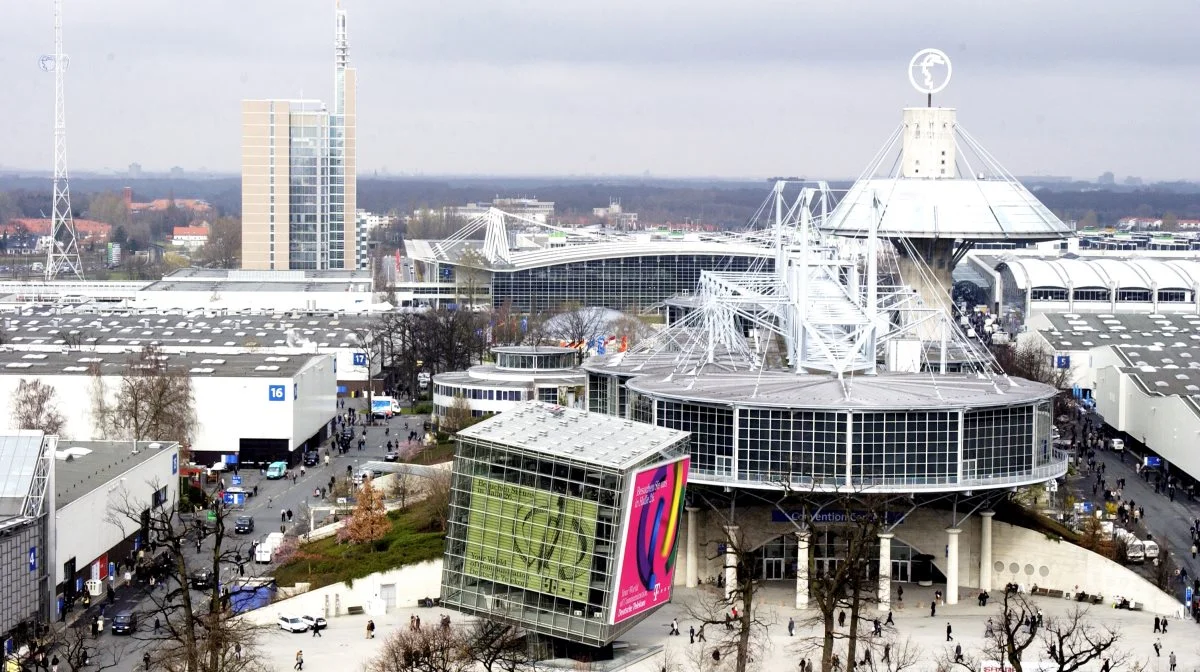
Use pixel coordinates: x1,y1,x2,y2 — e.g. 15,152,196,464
441,401,690,648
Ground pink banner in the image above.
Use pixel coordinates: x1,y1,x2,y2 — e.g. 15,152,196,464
612,457,689,624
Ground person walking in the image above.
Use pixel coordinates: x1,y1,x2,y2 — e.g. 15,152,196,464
1154,640,1162,658
670,618,679,636
294,650,304,670
235,642,242,660
143,652,152,671
50,655,59,672
1169,651,1177,672
367,619,376,639
946,622,953,641
689,625,695,644
930,600,937,617
154,616,160,634
788,616,795,636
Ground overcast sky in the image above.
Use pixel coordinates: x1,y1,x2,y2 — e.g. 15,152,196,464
2,1,1199,180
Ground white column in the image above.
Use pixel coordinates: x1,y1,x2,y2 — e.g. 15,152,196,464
685,507,700,588
795,531,810,610
945,527,961,605
877,533,893,611
979,511,994,592
724,525,739,602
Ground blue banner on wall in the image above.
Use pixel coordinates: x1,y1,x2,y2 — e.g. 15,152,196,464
771,509,904,525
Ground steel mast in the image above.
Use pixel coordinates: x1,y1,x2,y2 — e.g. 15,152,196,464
42,0,84,280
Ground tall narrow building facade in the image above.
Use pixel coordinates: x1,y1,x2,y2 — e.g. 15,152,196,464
241,2,361,270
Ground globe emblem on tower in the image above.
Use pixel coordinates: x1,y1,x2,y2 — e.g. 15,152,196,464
908,48,952,95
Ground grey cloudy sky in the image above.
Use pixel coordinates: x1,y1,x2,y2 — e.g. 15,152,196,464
2,1,1199,180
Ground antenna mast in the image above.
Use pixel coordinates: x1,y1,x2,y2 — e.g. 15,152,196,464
42,0,84,280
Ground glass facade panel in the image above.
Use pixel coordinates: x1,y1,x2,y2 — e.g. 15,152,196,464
852,411,958,485
490,255,770,312
963,405,1033,480
738,409,845,486
655,400,733,479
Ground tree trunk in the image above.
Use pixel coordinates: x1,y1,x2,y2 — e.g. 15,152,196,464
822,612,835,672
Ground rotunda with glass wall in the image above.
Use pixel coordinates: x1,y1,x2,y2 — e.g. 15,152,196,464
586,363,1063,493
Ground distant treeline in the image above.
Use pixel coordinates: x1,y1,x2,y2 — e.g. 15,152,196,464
2,175,1199,229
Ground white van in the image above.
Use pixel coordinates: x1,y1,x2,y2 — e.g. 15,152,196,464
1143,539,1160,560
1110,438,1125,452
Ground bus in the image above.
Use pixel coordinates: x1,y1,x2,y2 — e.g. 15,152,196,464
265,461,288,479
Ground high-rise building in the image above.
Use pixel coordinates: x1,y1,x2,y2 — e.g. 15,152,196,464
241,2,361,270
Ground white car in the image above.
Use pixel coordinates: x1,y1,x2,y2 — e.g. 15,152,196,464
278,615,308,633
300,615,327,630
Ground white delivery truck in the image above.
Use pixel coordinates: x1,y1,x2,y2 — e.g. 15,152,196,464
255,532,286,564
371,396,402,419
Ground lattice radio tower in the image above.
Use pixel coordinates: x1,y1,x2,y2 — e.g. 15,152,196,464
40,0,84,280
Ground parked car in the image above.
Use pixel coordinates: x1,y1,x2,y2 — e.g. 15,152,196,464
234,516,255,534
303,451,319,467
299,615,327,631
384,450,399,462
278,615,308,633
190,569,215,590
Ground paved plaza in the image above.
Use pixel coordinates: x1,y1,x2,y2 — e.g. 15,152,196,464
253,582,1194,672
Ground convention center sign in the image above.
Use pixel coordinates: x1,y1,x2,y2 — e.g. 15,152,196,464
463,477,598,602
611,456,690,624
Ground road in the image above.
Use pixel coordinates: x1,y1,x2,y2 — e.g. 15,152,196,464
67,408,430,672
1064,409,1199,601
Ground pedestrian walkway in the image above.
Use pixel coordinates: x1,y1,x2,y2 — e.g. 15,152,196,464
250,585,1191,672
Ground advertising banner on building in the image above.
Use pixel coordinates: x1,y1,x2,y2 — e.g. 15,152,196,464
463,477,599,602
611,456,689,624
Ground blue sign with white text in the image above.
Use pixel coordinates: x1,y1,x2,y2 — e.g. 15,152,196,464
28,547,36,572
268,385,286,401
353,352,367,367
231,474,242,486
171,453,178,475
1055,355,1071,369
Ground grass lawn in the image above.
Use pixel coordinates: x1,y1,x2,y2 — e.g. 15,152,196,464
409,442,455,465
273,501,445,590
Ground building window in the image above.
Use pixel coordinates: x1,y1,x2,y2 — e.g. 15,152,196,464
152,486,168,508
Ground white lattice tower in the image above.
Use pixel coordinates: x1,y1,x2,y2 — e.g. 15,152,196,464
43,0,84,280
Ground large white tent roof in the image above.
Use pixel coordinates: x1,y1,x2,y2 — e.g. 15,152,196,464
823,178,1072,241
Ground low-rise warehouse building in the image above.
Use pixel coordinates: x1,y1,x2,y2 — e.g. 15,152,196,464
0,350,336,465
1022,311,1200,484
0,313,384,396
52,440,180,620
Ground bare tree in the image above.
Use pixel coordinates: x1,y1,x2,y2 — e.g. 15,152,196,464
106,481,273,672
365,623,472,672
60,328,93,351
91,344,198,452
443,394,474,432
424,470,453,533
461,618,535,672
683,499,773,672
387,469,414,511
1151,543,1178,592
196,216,242,269
992,340,1073,415
941,591,1129,672
545,304,611,345
778,489,901,672
11,378,67,435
